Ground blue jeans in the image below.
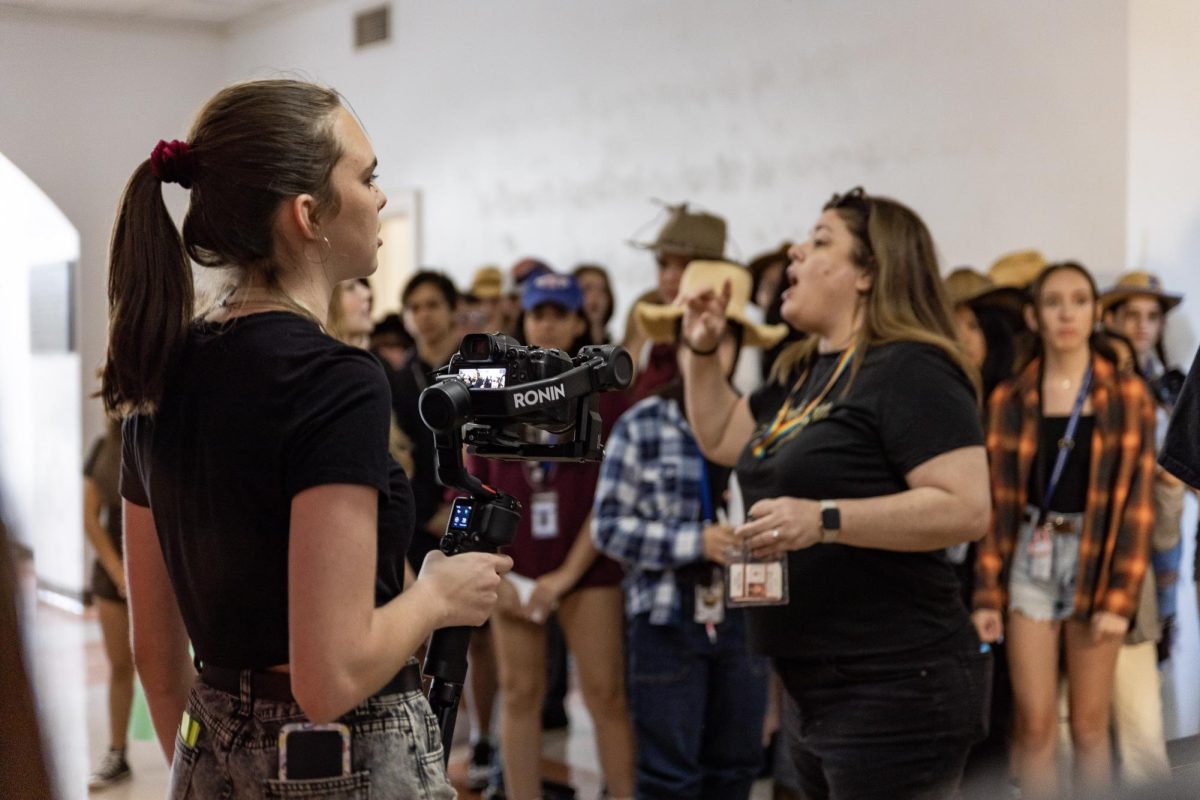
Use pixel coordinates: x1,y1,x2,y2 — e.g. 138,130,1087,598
775,630,991,800
628,605,770,800
168,663,454,799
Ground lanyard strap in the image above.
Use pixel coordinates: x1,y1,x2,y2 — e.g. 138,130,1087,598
1038,363,1093,524
751,345,857,459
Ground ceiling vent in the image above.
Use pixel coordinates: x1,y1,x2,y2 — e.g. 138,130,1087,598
355,5,390,49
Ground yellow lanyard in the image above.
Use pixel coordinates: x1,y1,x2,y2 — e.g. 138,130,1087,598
751,345,857,459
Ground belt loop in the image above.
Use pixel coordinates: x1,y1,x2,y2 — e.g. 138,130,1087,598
238,669,254,709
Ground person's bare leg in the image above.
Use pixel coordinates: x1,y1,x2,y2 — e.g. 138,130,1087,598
1005,612,1062,800
491,590,547,800
1063,619,1123,797
97,598,134,750
466,625,498,741
558,587,634,798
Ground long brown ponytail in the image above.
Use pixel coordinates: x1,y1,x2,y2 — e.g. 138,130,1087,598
102,161,194,416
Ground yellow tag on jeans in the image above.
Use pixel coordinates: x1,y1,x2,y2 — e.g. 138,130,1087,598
180,710,201,748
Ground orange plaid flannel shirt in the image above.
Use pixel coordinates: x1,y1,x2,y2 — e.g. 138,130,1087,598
973,355,1156,620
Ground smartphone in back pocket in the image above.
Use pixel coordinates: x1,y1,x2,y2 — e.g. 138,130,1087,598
278,722,350,780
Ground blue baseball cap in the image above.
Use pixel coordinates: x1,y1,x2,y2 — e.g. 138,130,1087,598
522,272,583,312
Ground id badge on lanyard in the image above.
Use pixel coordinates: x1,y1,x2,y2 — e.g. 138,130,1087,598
1027,524,1054,582
531,491,558,540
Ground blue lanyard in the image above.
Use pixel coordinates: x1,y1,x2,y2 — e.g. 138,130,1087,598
699,457,715,524
1039,363,1093,524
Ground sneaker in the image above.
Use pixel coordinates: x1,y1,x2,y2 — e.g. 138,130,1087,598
467,739,493,792
88,748,131,791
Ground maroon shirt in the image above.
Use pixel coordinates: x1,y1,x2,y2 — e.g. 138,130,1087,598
466,392,627,589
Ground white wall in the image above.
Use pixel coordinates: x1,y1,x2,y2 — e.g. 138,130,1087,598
1127,0,1200,366
228,0,1129,327
0,154,79,579
0,10,225,592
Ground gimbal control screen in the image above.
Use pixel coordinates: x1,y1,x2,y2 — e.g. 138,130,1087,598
457,367,507,389
449,499,474,531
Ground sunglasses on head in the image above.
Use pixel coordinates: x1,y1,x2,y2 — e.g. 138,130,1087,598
826,186,870,216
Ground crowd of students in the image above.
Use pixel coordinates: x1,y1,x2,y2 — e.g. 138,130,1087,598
80,79,1200,800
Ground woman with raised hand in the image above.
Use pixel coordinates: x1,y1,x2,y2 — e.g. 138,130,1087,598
973,262,1156,799
679,188,992,799
104,79,510,799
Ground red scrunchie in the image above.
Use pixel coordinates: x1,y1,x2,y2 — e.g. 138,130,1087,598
149,139,195,189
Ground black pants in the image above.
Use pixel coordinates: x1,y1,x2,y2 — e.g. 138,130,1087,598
775,633,992,800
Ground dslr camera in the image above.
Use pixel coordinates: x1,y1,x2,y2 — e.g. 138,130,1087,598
416,332,632,754
420,332,634,462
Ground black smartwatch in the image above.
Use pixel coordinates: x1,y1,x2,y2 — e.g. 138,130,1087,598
819,500,840,544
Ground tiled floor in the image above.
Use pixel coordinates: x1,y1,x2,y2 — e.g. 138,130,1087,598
20,493,1200,798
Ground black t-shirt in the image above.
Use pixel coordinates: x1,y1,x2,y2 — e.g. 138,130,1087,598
1027,416,1094,514
1161,347,1200,489
736,342,984,660
120,312,413,669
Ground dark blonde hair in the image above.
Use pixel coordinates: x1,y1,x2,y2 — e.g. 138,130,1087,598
772,189,980,399
102,79,345,415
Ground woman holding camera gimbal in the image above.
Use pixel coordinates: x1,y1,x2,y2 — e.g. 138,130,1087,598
104,79,510,799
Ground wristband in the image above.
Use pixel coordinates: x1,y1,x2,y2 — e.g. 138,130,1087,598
683,337,720,356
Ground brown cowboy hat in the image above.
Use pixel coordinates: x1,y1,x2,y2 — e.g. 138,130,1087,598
944,268,1026,316
635,260,789,349
629,203,727,260
1100,270,1183,313
988,249,1047,290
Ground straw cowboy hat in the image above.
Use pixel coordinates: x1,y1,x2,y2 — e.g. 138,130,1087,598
944,267,1026,316
468,266,504,300
988,249,1047,290
1100,270,1183,313
629,203,727,260
635,260,789,349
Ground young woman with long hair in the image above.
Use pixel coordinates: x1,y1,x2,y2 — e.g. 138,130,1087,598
83,418,136,789
680,188,992,799
972,262,1156,800
104,79,509,798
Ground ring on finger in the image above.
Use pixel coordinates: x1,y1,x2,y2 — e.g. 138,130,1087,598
770,528,781,540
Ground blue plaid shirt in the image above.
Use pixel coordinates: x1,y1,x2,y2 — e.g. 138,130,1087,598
593,395,712,624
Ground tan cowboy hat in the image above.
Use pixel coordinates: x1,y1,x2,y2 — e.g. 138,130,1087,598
944,268,1026,316
469,265,504,300
629,203,727,260
988,249,1047,289
1100,270,1183,313
635,260,789,349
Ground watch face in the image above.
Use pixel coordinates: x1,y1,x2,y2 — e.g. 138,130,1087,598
821,505,840,531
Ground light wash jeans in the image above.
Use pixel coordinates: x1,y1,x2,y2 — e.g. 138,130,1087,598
168,663,455,799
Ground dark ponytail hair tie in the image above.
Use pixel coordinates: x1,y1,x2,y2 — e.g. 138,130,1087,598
150,139,195,188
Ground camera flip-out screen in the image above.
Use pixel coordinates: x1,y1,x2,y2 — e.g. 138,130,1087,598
457,367,507,390
448,498,474,531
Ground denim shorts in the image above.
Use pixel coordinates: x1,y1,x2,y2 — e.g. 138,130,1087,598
168,661,455,799
1007,508,1083,622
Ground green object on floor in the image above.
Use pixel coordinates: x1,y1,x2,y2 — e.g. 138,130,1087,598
128,677,155,741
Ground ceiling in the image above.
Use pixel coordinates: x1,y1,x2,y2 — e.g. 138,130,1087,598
0,0,305,26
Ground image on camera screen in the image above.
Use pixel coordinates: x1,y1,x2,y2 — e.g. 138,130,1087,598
458,367,507,389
